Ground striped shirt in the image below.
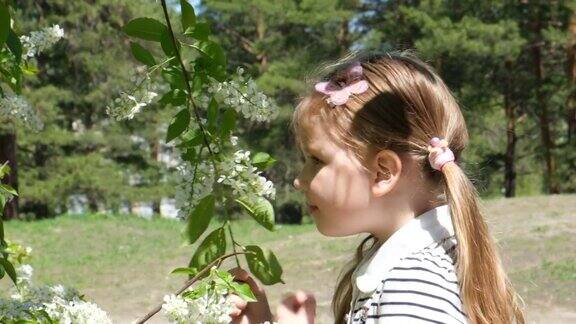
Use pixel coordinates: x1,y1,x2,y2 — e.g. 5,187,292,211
345,205,468,324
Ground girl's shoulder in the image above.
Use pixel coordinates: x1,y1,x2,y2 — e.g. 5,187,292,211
376,236,467,323
388,236,460,292
350,237,467,323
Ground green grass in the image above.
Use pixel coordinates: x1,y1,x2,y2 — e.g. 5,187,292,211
1,194,576,323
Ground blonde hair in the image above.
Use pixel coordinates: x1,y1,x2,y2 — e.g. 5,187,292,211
291,50,525,324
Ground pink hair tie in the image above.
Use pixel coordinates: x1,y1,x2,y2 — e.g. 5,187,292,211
427,137,455,171
314,62,369,107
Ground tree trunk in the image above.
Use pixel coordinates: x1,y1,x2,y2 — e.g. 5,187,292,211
532,11,559,194
256,11,268,73
151,138,161,216
337,18,350,55
0,132,19,219
503,60,517,197
567,11,576,143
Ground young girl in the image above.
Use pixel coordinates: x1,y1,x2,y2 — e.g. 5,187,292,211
228,51,526,324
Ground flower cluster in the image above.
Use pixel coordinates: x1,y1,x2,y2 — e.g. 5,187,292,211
217,149,276,201
174,158,215,218
208,68,278,123
106,76,158,120
174,146,275,218
0,94,44,131
20,24,65,59
0,261,111,323
44,297,113,324
162,292,235,324
161,267,236,324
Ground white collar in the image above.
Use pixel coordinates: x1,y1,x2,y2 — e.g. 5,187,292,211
353,204,455,294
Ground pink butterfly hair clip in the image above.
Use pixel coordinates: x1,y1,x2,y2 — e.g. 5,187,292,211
314,62,369,107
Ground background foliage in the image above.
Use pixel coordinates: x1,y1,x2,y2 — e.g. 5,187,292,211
2,0,576,221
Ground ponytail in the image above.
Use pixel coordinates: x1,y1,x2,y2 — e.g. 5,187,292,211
442,162,525,324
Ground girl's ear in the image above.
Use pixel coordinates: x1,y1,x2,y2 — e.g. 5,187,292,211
371,149,402,197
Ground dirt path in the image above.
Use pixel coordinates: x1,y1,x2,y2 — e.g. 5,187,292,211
527,307,576,324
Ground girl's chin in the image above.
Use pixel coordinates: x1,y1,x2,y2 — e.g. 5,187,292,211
314,221,355,238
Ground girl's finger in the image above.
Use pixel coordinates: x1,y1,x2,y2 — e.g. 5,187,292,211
228,267,266,295
281,290,313,311
227,293,248,309
229,305,242,317
229,267,249,281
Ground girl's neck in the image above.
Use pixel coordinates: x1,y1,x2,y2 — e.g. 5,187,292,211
371,181,445,242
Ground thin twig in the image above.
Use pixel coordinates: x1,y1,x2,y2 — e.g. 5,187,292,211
160,0,214,158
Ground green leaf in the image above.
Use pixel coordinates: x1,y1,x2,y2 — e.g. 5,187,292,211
159,89,186,106
180,0,196,31
0,258,17,286
181,147,197,162
191,71,206,96
130,42,156,67
182,281,209,300
166,108,190,143
34,310,54,323
189,227,226,273
186,194,215,244
0,5,9,46
195,40,226,67
207,97,218,126
251,152,277,170
123,17,167,42
6,30,22,63
162,66,186,90
171,267,198,276
0,162,10,178
180,128,204,148
0,184,17,196
160,29,179,57
195,56,226,82
245,245,283,285
214,268,234,282
235,196,275,231
21,64,39,75
220,108,236,138
0,217,4,242
184,22,210,41
230,281,257,302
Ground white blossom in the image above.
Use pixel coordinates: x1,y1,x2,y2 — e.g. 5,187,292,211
208,68,278,123
216,149,276,201
16,264,33,285
2,263,110,323
44,296,112,324
106,76,158,120
174,148,275,218
161,291,235,324
162,294,190,323
20,24,65,59
0,94,43,131
174,158,215,218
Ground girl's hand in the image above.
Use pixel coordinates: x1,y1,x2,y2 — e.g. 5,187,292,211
227,267,273,324
275,290,316,324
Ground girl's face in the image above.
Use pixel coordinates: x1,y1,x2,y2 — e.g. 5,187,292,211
293,122,377,237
